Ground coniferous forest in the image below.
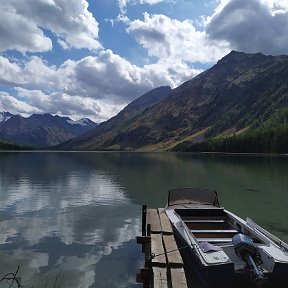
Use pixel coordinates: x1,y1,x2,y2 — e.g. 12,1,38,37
174,108,288,154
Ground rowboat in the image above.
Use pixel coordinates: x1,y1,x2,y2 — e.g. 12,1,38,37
165,188,288,288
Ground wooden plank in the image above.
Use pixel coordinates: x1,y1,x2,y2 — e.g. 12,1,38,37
151,234,166,266
147,209,162,233
136,236,150,245
142,204,147,236
136,235,151,254
158,208,173,234
170,268,188,288
144,232,151,267
136,268,150,283
163,235,183,267
153,267,168,288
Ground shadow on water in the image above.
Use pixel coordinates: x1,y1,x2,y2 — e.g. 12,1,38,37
0,152,287,287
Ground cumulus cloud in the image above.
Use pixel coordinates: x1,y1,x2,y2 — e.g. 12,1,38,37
90,50,198,92
262,0,288,13
0,55,61,90
206,0,288,55
0,51,201,121
0,56,26,86
2,0,288,122
69,49,200,101
0,88,123,122
0,0,206,120
127,12,230,63
0,91,41,116
0,9,52,53
15,88,108,121
0,0,101,53
142,59,201,87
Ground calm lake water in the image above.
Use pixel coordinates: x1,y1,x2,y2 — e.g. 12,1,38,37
0,152,287,288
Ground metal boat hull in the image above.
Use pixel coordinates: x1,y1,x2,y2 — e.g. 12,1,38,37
174,229,235,288
165,188,288,288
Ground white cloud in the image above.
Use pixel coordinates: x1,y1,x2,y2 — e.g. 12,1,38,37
0,166,141,287
1,0,212,122
0,49,201,121
127,13,229,63
0,9,52,53
72,51,150,101
0,91,41,116
0,56,26,86
1,0,287,122
0,46,203,109
0,0,101,53
23,57,59,89
261,0,288,13
142,59,201,88
118,0,128,14
57,39,71,50
15,88,103,122
60,49,200,98
1,88,123,123
206,0,288,55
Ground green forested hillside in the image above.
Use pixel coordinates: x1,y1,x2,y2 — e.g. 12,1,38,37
174,109,288,153
0,140,32,150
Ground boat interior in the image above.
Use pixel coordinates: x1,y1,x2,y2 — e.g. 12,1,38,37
176,207,240,243
174,207,266,271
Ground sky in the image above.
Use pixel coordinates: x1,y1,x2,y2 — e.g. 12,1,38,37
0,0,288,122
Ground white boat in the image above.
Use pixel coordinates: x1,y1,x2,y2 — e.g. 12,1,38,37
165,188,288,288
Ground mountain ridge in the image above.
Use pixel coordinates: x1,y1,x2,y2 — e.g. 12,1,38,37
59,51,288,151
57,85,172,150
0,113,97,148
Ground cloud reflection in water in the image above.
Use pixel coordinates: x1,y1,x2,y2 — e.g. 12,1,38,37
0,152,142,288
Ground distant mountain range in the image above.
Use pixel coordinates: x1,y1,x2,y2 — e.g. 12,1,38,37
57,86,172,150
1,51,287,152
0,112,97,148
58,51,288,151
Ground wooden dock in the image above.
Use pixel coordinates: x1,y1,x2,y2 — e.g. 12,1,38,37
136,206,188,288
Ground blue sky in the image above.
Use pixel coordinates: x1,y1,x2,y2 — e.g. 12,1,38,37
0,0,288,122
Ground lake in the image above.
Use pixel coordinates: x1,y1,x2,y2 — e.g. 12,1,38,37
0,152,287,288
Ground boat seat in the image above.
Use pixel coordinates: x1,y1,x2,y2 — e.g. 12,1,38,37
185,220,226,223
185,219,232,230
191,229,239,239
191,229,238,233
197,238,233,243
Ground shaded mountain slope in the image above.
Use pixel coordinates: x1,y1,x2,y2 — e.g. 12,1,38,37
60,51,288,151
174,108,288,153
0,113,97,148
57,86,172,150
0,139,32,150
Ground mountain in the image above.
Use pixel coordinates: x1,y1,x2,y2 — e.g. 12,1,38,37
0,139,32,150
0,111,13,123
59,51,288,151
174,107,288,153
57,86,172,150
0,113,97,148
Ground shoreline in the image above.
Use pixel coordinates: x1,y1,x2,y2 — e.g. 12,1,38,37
1,149,288,157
